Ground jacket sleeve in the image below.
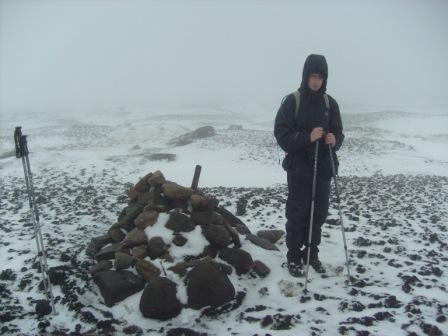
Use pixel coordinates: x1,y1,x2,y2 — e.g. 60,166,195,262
329,96,344,151
274,94,311,153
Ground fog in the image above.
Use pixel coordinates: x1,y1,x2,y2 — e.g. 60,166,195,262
1,0,447,114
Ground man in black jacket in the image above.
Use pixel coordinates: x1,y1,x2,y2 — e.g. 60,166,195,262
274,54,344,277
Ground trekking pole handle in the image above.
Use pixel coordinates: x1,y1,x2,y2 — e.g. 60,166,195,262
14,126,29,158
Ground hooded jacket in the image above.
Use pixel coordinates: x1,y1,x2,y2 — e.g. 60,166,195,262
274,54,344,178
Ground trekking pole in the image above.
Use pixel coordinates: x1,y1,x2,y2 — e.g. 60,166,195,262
272,132,281,165
14,127,56,315
304,139,320,293
328,144,352,285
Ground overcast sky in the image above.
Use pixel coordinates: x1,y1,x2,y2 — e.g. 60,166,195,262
1,0,447,114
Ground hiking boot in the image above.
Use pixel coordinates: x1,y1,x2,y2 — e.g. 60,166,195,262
302,247,326,274
287,262,304,277
309,258,326,274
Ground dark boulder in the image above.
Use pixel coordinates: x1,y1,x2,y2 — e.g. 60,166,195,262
146,191,170,212
160,252,174,263
134,173,152,192
165,212,196,232
134,210,159,229
170,198,190,211
35,300,52,316
93,270,145,307
137,192,151,205
218,262,233,275
190,195,216,211
108,228,126,243
186,259,235,309
224,222,241,248
169,259,204,277
256,230,285,244
201,224,232,248
135,259,161,282
126,187,140,203
148,237,168,259
118,204,143,232
168,126,216,146
90,260,113,275
235,223,251,235
218,248,254,275
86,235,113,257
253,260,270,278
214,207,247,228
122,228,148,248
162,183,193,200
94,243,123,262
188,126,216,139
172,234,188,247
191,211,224,226
147,170,166,187
247,233,279,251
202,245,220,258
131,245,148,259
140,277,182,320
114,252,135,270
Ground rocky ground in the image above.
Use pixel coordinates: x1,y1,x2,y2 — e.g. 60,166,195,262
1,167,447,335
1,109,447,335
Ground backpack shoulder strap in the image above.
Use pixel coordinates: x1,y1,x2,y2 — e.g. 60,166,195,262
323,93,330,111
292,90,301,121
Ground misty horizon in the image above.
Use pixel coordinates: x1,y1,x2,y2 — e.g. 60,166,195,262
1,0,447,114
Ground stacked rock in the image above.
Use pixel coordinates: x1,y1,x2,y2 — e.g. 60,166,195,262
87,170,284,320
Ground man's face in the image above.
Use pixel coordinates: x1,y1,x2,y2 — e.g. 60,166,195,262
307,73,324,91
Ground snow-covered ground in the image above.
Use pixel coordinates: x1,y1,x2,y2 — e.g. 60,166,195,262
0,107,447,335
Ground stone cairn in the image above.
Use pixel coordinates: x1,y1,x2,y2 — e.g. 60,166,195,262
86,168,284,320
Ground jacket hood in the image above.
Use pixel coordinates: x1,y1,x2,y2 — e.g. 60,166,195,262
300,54,328,95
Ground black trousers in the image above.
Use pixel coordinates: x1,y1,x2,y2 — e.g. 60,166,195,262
285,170,331,263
